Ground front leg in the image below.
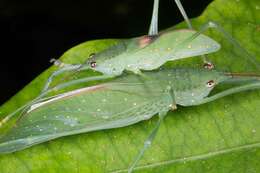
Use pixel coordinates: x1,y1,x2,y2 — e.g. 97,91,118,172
42,59,83,93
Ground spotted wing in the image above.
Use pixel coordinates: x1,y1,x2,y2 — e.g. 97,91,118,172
0,75,172,153
126,30,221,70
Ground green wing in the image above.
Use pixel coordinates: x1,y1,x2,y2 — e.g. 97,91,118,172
101,30,220,72
0,75,172,154
133,30,221,70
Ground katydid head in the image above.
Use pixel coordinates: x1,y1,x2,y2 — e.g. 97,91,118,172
195,69,260,94
86,53,97,68
180,69,260,106
173,68,232,106
189,69,260,93
174,68,259,106
189,68,231,89
87,53,97,68
85,52,123,75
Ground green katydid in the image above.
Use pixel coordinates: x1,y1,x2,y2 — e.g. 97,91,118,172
40,0,214,93
42,0,204,92
0,0,222,129
41,0,259,93
0,67,260,173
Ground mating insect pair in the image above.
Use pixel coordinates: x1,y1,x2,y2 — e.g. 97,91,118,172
0,0,260,173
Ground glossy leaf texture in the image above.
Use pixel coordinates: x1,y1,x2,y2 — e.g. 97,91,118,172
0,0,260,172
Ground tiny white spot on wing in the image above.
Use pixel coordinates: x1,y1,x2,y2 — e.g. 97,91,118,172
102,115,109,119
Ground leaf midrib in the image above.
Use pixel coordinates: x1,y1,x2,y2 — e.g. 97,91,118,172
110,141,260,173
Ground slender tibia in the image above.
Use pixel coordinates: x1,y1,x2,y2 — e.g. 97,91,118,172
174,0,192,29
199,21,260,69
176,21,260,69
149,0,160,36
0,91,51,129
42,64,82,93
128,115,165,173
50,74,115,91
173,0,210,64
208,21,260,69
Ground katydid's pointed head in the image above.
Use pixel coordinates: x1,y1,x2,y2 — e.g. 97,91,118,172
175,68,232,106
188,68,231,89
177,68,260,106
196,69,260,95
195,69,231,91
86,53,97,68
86,52,108,73
85,51,123,75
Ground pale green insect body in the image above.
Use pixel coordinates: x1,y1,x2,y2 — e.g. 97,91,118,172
87,30,220,75
0,68,231,154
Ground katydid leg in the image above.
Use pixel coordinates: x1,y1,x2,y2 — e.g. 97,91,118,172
1,74,115,128
41,63,82,93
173,0,192,29
0,90,53,129
149,0,193,35
149,0,159,36
50,74,115,91
174,21,260,69
173,0,211,65
127,111,167,173
128,89,176,173
196,21,260,69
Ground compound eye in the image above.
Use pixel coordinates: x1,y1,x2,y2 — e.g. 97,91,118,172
206,80,215,88
90,61,97,68
203,62,214,70
89,53,96,58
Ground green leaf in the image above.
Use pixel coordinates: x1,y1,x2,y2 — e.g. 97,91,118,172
1,0,260,172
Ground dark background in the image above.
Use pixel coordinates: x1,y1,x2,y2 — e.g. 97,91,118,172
0,0,213,104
